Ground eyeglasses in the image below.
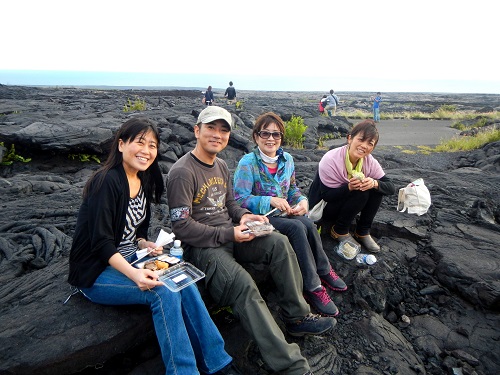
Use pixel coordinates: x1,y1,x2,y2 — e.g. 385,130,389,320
258,131,283,139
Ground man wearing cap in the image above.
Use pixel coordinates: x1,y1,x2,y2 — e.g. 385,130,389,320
167,106,335,375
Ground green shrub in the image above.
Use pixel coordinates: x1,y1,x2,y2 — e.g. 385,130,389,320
0,142,31,165
123,97,146,112
284,115,307,149
452,117,490,131
434,129,500,152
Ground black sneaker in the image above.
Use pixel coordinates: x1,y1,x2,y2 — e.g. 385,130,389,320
214,361,243,375
284,313,336,337
304,286,339,316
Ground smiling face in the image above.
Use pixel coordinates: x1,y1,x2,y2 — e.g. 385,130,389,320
193,120,231,162
255,122,282,157
119,130,158,175
347,131,376,164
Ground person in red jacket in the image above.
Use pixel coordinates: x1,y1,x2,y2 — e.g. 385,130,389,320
318,95,327,114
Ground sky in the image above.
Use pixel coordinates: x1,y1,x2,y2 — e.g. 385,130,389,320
1,0,498,94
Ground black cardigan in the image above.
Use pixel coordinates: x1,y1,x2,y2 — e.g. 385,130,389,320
68,165,150,288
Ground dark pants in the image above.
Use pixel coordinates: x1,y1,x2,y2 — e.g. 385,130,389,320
269,215,331,292
324,189,383,235
185,232,310,375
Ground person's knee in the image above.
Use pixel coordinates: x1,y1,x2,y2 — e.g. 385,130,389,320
351,189,370,203
268,233,296,259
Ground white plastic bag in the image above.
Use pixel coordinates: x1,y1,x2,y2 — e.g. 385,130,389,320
397,178,431,216
308,199,327,222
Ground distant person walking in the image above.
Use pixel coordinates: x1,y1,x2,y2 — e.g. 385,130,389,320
371,92,382,123
318,95,327,114
224,81,237,104
325,89,339,118
204,85,215,106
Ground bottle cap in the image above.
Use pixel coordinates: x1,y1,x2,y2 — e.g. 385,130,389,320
173,239,181,247
366,255,377,265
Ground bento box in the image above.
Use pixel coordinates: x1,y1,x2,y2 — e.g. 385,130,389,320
133,254,205,292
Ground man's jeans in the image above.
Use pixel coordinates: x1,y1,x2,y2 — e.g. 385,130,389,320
373,107,380,122
80,266,232,375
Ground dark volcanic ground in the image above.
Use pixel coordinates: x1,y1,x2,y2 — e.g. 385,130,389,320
0,85,499,375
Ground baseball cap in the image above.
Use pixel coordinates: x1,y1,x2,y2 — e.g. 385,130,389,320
196,106,233,129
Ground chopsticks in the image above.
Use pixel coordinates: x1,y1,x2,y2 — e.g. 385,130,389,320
130,247,157,266
264,208,278,217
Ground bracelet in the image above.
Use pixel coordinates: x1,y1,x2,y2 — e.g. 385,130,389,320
372,179,376,188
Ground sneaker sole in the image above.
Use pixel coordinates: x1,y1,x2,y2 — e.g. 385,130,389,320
286,319,337,337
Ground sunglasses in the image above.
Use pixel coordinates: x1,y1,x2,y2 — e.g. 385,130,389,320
257,131,283,139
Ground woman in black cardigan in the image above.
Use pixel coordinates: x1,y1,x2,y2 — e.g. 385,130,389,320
68,117,240,375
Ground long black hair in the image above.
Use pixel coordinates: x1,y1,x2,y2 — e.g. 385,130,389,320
83,117,164,204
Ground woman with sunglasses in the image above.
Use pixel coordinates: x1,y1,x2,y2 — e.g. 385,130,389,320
233,112,347,317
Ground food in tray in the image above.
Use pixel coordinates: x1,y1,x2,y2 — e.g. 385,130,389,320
336,240,360,260
144,259,170,271
243,221,275,236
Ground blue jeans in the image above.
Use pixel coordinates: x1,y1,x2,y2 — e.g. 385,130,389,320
269,215,331,291
80,266,232,375
373,107,380,122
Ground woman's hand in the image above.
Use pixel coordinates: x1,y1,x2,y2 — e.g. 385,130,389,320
291,199,308,216
138,239,163,257
131,268,163,291
349,177,377,191
270,197,292,214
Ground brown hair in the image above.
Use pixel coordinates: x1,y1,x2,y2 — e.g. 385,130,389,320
349,119,379,147
252,112,285,143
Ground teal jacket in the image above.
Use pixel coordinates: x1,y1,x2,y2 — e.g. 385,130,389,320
233,147,307,214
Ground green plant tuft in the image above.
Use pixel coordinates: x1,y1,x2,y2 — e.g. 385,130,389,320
318,133,335,148
284,115,307,149
0,142,31,165
123,97,146,112
68,154,101,163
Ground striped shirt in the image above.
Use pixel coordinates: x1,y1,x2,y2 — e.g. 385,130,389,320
118,186,146,258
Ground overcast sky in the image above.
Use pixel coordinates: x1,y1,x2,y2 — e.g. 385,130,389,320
2,0,498,93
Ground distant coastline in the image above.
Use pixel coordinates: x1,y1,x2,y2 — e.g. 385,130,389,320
1,70,499,95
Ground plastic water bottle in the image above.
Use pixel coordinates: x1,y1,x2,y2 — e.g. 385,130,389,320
170,240,183,260
356,253,377,265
